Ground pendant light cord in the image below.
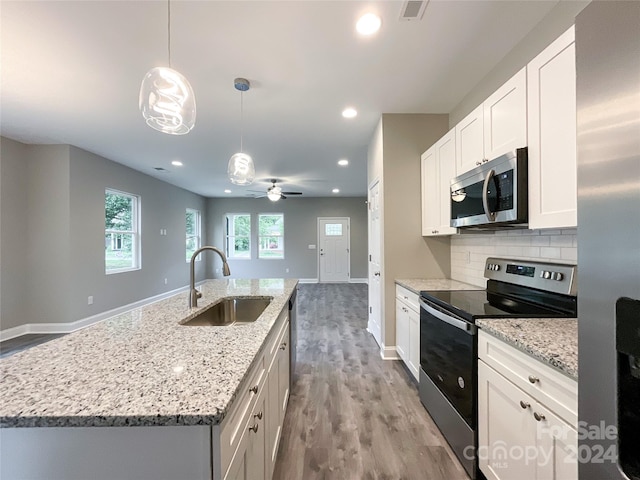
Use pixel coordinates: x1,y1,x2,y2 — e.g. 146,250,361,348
167,0,172,67
240,91,244,152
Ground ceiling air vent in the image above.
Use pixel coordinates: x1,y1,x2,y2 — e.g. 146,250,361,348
399,0,428,21
154,167,168,172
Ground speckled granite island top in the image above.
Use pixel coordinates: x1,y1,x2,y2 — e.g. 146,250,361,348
476,318,578,380
0,278,298,428
395,278,480,294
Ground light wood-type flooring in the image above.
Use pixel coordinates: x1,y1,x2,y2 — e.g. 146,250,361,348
273,283,469,480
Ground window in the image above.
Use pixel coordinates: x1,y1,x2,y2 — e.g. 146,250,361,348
325,223,343,236
226,214,251,259
105,189,140,273
258,214,284,259
186,209,201,262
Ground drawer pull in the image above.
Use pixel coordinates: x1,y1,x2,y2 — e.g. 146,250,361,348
254,411,263,420
249,423,259,433
249,385,258,394
534,412,546,422
279,342,287,350
519,400,530,409
528,375,540,384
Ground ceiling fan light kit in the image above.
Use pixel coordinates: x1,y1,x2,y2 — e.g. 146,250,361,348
139,0,196,135
228,78,256,186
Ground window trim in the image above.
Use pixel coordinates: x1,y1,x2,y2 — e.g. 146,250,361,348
258,213,285,260
186,208,202,263
225,213,252,260
105,188,141,275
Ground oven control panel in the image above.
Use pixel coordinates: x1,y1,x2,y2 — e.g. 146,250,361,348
484,257,577,296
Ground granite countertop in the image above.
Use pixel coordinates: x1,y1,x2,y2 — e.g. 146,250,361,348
0,278,298,428
395,278,480,294
476,318,578,380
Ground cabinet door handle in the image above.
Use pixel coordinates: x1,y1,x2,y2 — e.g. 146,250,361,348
476,161,482,166
280,342,287,350
249,385,258,394
249,423,259,433
519,400,530,409
528,375,540,384
534,412,546,422
254,411,263,420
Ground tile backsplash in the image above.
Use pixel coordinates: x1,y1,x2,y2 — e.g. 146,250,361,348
450,228,577,287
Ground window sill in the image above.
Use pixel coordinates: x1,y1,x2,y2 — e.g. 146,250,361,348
106,267,141,275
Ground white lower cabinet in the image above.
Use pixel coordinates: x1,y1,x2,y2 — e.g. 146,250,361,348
478,331,577,480
221,307,291,480
395,284,420,381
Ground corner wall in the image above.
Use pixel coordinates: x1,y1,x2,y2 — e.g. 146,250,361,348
0,138,208,332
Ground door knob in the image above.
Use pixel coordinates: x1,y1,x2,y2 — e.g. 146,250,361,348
528,375,540,384
374,272,380,276
249,423,259,433
519,400,530,409
534,412,546,422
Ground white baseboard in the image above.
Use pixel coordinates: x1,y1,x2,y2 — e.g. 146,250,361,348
298,278,367,284
297,278,319,284
0,281,206,342
380,344,400,360
349,278,368,284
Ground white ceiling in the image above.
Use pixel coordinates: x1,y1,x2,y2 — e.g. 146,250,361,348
0,0,559,198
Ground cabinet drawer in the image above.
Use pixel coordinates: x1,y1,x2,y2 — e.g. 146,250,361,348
219,353,267,478
478,331,577,426
266,308,289,369
395,285,419,312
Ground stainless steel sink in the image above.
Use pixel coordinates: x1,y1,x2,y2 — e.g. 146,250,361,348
181,296,272,326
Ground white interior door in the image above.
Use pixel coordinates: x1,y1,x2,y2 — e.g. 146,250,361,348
368,180,382,347
318,217,350,283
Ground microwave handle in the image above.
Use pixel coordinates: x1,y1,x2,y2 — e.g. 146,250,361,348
482,168,497,222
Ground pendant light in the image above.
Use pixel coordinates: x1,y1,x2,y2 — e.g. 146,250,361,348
228,78,255,185
139,0,196,135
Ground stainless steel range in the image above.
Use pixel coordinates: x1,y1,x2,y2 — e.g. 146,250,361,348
418,257,578,478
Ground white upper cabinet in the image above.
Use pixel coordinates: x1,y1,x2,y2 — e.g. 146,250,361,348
456,104,484,174
483,67,527,161
455,68,527,176
421,128,457,236
527,26,577,229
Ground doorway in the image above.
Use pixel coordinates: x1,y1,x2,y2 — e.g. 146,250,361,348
318,217,350,283
368,179,382,347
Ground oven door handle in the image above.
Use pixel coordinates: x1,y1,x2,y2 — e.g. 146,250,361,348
419,299,476,335
482,168,497,222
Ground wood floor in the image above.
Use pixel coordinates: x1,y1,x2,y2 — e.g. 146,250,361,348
0,333,66,358
273,283,469,480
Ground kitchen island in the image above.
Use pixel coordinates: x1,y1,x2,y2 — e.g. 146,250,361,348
0,278,298,480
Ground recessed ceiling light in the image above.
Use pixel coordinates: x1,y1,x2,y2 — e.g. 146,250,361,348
171,160,183,166
356,13,382,35
332,188,340,194
342,107,357,119
224,189,232,194
338,159,349,166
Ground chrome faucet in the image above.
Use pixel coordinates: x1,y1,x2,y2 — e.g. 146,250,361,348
189,246,231,308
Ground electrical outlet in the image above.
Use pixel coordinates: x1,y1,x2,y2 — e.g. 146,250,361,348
285,268,289,273
164,278,168,285
88,296,93,305
465,251,471,264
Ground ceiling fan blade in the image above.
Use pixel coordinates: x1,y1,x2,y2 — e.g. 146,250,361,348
280,194,287,199
281,191,302,195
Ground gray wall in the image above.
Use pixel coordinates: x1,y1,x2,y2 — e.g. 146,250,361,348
368,114,452,347
67,146,208,322
449,1,589,127
1,138,31,330
0,138,208,330
206,197,368,281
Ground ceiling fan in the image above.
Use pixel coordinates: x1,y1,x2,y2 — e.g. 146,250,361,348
253,179,303,201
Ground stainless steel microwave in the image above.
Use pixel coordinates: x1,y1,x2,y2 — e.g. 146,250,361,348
450,147,528,229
